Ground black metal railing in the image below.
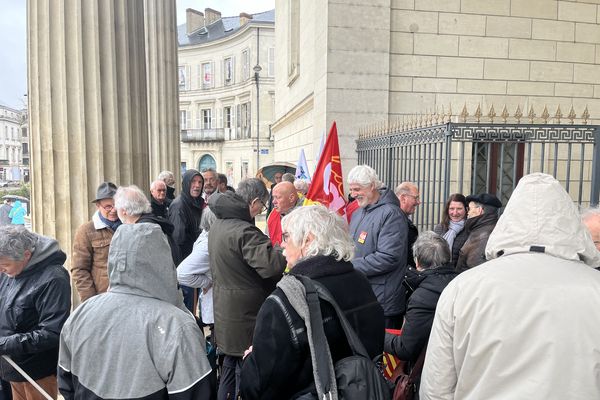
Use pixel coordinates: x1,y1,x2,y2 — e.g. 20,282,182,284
357,121,599,231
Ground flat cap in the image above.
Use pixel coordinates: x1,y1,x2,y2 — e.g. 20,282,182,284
466,193,502,208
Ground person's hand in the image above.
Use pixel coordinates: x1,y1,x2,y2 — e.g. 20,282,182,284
243,345,253,359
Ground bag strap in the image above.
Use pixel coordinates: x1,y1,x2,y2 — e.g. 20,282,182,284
389,344,427,383
296,276,371,360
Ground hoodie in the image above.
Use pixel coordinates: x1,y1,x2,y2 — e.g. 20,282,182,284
0,235,71,382
8,200,26,225
168,169,204,265
420,173,600,400
58,223,212,400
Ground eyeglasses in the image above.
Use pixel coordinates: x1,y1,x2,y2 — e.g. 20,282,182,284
404,193,420,201
154,189,166,193
100,204,115,212
282,232,290,243
254,198,267,212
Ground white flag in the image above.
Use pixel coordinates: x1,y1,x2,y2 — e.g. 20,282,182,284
295,149,311,182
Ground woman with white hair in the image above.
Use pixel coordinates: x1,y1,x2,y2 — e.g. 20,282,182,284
240,205,385,399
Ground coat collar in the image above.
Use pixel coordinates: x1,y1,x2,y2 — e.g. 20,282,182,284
289,255,354,279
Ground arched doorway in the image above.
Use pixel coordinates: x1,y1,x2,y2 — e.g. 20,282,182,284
198,154,216,172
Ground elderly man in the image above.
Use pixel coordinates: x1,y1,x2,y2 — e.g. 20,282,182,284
0,226,71,400
0,199,12,226
455,193,502,273
582,207,600,252
158,170,176,201
217,173,234,193
168,170,204,312
266,172,283,217
348,165,407,329
395,182,421,267
420,173,600,400
149,180,170,218
72,182,121,303
59,223,213,400
202,169,218,201
208,178,286,400
115,185,178,262
267,181,303,246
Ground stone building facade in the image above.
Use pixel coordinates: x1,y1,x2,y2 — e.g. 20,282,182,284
0,104,28,182
273,0,600,175
178,8,275,187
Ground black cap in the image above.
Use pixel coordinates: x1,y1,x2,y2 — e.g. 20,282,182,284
465,193,502,208
92,182,118,203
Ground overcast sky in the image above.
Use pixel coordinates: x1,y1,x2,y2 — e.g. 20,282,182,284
0,0,274,109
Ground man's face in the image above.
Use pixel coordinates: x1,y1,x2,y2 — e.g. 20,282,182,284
273,185,296,214
96,198,119,221
399,187,421,216
218,181,228,193
189,175,203,198
150,182,167,203
0,251,30,277
583,216,600,251
349,183,378,208
273,173,283,184
467,201,484,219
202,171,217,196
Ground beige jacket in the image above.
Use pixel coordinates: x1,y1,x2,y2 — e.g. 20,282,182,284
71,211,114,302
420,173,600,400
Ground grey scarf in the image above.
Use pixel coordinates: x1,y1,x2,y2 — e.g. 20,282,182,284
277,275,338,400
443,219,465,250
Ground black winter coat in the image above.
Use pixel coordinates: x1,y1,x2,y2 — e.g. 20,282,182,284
0,248,71,382
455,213,498,273
168,170,204,265
384,264,457,365
405,213,419,268
240,256,385,400
137,213,179,264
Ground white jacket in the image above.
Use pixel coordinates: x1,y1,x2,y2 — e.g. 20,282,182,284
420,173,600,400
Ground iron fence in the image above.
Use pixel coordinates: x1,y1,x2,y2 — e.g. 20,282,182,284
357,122,600,231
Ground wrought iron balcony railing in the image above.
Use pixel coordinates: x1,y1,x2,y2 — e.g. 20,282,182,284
180,128,225,142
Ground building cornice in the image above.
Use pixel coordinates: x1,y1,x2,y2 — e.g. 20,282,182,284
271,93,314,133
179,22,274,52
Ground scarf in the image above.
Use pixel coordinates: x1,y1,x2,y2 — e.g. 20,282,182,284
443,219,465,250
99,213,122,232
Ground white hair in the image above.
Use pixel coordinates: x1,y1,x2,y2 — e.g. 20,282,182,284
347,165,383,189
581,206,600,222
281,205,354,262
114,185,152,216
294,179,309,195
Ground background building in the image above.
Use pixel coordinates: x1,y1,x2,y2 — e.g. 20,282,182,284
0,103,28,182
273,0,600,175
178,8,275,187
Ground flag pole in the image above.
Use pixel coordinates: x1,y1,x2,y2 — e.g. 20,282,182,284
1,356,54,400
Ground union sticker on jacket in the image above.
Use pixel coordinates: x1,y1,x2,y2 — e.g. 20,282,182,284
358,231,368,244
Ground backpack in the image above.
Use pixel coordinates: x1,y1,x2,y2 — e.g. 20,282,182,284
282,276,391,400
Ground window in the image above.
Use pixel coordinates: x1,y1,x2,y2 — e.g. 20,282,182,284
242,50,250,80
180,110,188,130
225,161,235,188
241,160,249,179
224,107,232,128
241,102,251,138
202,109,212,129
268,47,275,77
201,62,213,89
178,66,189,91
288,0,300,82
224,57,234,85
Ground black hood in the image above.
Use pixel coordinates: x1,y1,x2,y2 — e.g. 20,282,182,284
137,213,174,236
181,169,204,210
404,264,457,295
208,191,252,222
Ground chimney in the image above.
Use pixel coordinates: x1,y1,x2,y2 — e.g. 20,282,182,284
204,8,222,25
186,8,204,35
239,12,253,27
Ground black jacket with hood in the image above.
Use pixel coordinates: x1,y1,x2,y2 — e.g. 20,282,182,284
138,213,179,264
207,191,286,357
0,235,71,382
168,169,205,265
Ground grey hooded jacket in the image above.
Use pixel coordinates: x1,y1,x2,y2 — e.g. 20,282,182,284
58,223,212,400
349,187,408,316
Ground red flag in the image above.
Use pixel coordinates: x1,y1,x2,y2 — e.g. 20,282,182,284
305,122,347,216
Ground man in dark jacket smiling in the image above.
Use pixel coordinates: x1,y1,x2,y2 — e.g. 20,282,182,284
208,178,286,400
0,225,71,400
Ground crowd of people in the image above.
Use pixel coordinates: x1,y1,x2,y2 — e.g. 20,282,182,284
0,165,599,400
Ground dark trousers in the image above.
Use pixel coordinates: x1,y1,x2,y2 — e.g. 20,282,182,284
217,355,243,400
181,285,198,314
384,314,404,330
0,379,12,400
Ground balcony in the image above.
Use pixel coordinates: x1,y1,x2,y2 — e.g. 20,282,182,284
180,128,225,143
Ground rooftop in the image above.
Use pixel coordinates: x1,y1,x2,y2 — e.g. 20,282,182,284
178,9,275,47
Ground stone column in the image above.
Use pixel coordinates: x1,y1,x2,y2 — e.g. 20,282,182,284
145,0,181,184
27,0,180,299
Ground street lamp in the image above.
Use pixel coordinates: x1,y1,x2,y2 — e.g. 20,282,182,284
254,64,262,171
